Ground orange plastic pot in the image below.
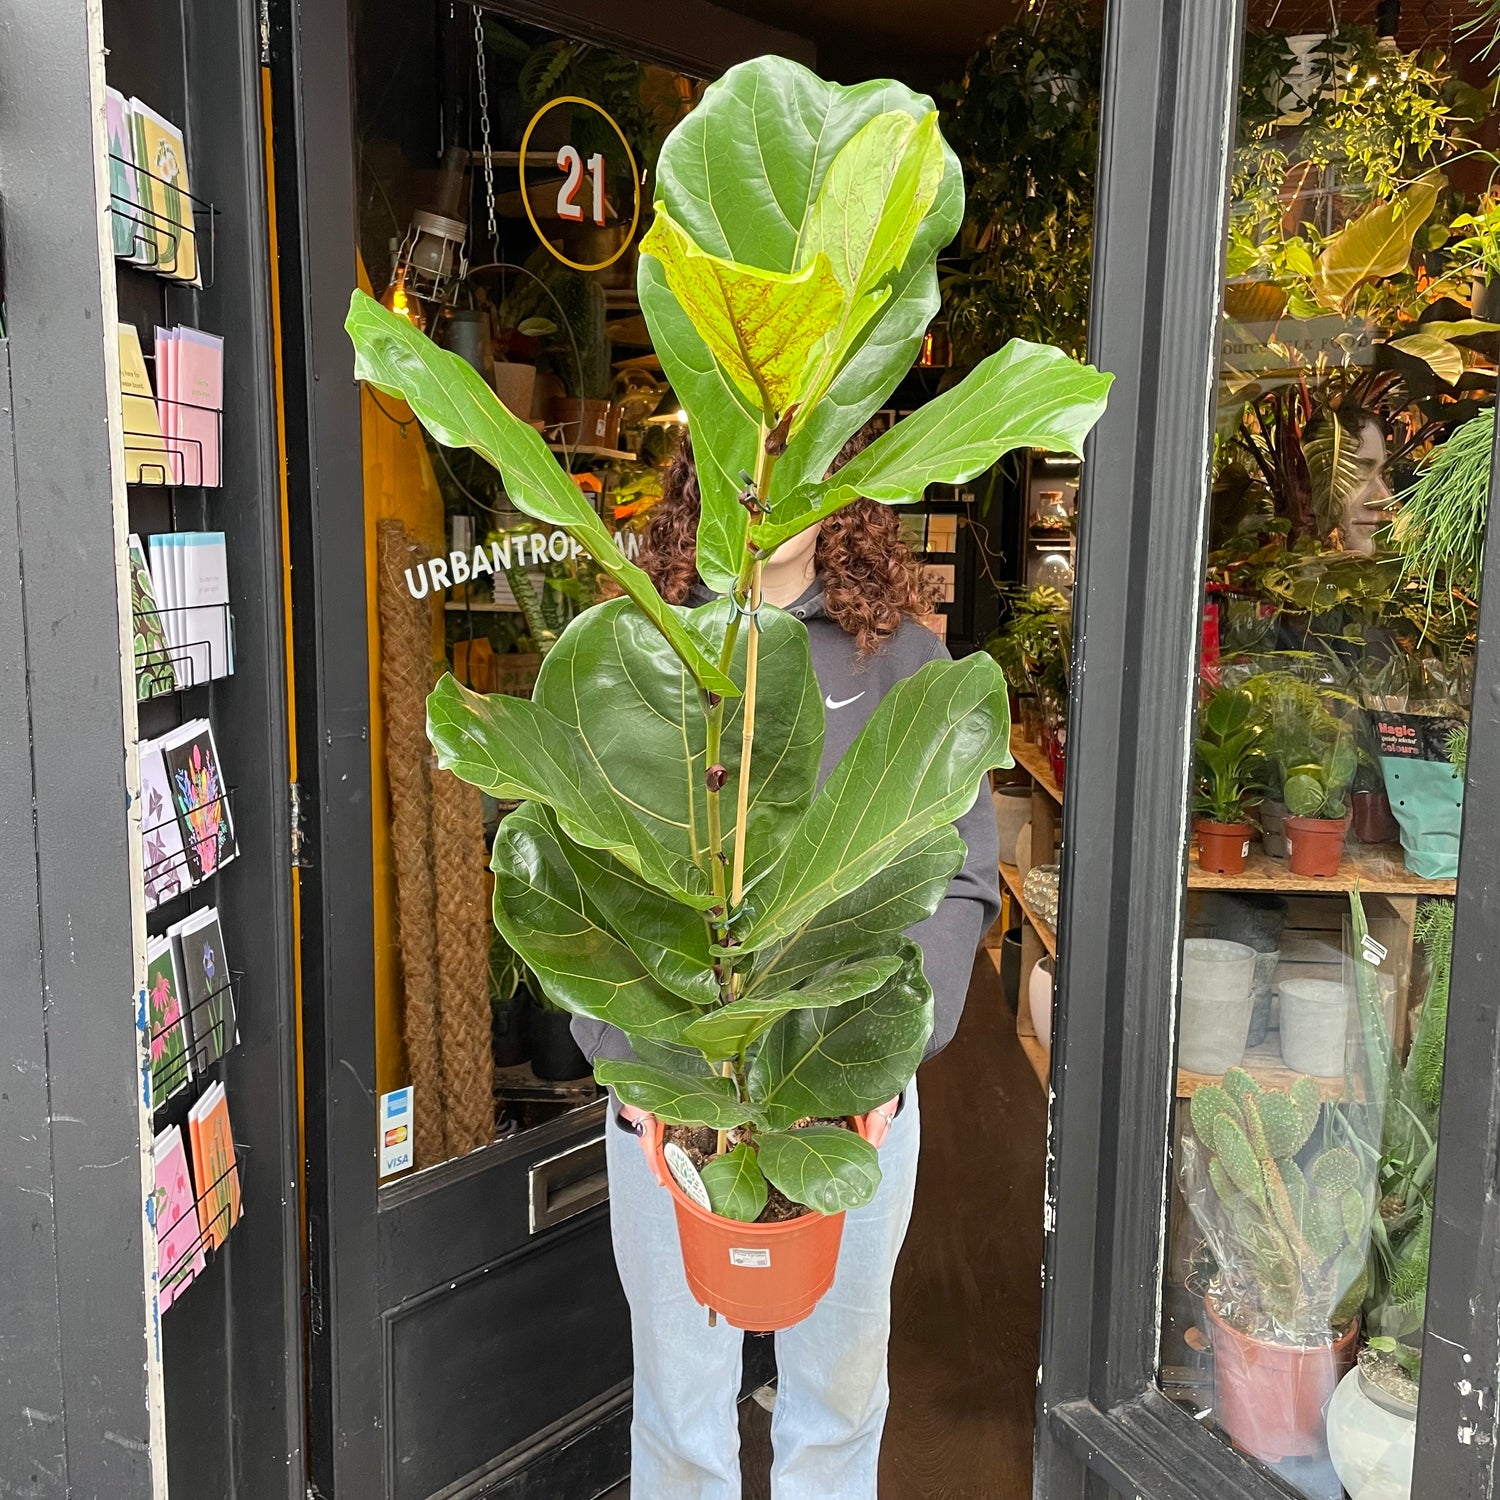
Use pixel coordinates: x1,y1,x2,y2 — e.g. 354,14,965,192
1283,815,1350,878
1207,1295,1357,1461
1196,820,1253,875
643,1117,873,1332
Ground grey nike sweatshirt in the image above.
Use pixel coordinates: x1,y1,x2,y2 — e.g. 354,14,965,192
570,579,1002,1068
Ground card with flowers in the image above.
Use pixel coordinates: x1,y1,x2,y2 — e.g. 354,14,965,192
160,720,237,882
145,932,192,1107
152,1125,205,1311
139,739,189,910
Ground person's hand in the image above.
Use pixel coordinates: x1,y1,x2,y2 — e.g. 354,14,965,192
861,1096,901,1149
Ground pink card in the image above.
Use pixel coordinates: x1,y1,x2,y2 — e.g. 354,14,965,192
152,1125,206,1311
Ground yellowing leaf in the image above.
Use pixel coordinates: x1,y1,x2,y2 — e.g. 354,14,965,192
640,207,845,418
1387,332,1464,384
1312,179,1440,310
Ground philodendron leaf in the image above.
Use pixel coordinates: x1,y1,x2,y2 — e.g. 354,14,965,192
533,597,823,883
641,57,962,591
1312,178,1440,310
491,805,713,1028
427,672,715,908
757,1125,883,1214
1387,333,1464,385
742,653,1011,951
593,1060,757,1129
748,941,932,1127
677,952,903,1061
640,208,845,419
759,341,1113,548
701,1144,769,1222
744,825,964,994
345,289,735,696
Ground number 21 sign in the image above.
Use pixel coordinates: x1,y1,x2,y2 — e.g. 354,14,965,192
519,96,641,273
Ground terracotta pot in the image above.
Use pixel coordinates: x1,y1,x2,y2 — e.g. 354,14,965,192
1197,820,1253,875
1283,815,1350,878
1207,1294,1358,1462
1351,788,1400,845
644,1115,874,1332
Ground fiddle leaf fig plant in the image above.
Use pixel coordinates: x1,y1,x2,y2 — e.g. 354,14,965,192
346,55,1111,1221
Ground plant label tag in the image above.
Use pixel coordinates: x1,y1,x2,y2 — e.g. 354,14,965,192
1361,934,1388,965
1240,840,1250,856
729,1247,771,1269
664,1143,712,1211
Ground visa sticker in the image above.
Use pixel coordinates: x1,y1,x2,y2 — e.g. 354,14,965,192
379,1087,415,1177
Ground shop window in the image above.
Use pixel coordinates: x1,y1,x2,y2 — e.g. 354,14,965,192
1158,11,1492,1495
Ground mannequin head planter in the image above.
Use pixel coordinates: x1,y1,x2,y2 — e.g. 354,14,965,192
346,55,1111,1330
1305,403,1394,555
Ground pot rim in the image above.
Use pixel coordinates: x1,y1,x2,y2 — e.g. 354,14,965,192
1197,819,1254,835
645,1116,870,1236
1205,1289,1357,1353
1282,813,1353,831
1354,1357,1420,1420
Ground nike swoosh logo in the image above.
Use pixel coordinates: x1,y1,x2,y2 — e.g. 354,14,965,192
825,692,865,710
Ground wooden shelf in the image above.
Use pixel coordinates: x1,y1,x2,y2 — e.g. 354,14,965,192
1187,844,1454,897
1000,861,1057,957
545,441,637,462
1008,732,1063,804
1176,1040,1354,1102
444,599,521,613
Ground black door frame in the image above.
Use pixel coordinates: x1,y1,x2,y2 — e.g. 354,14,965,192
1035,1,1500,1496
266,2,810,1494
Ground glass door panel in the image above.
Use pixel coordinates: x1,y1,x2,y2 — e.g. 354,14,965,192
1157,13,1492,1496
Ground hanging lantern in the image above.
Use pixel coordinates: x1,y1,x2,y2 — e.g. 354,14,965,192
383,145,470,313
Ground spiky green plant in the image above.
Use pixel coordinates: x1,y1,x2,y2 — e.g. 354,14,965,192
1187,1067,1372,1341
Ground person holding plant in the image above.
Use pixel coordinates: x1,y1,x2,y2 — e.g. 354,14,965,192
583,434,1000,1499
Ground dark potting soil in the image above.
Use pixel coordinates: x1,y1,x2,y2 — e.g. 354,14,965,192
663,1118,851,1225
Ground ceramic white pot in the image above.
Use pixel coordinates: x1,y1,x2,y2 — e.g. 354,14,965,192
1326,1364,1415,1500
1029,957,1054,1051
1178,939,1257,1074
992,786,1032,867
1278,978,1351,1077
1015,822,1034,880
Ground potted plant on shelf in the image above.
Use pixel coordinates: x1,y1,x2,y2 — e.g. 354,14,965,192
1193,685,1267,875
1280,727,1357,877
346,55,1111,1330
1182,1067,1371,1462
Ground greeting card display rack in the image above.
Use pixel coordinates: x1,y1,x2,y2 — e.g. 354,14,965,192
134,601,235,696
109,154,219,289
149,970,246,1101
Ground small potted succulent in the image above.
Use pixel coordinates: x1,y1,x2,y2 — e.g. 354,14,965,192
346,56,1111,1331
1281,728,1357,877
1182,1066,1371,1462
1192,685,1268,875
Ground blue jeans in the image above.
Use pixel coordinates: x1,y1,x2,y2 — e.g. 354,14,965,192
605,1082,921,1499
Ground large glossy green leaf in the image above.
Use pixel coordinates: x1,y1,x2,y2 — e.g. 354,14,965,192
346,289,735,695
490,805,700,1037
701,1144,768,1222
676,952,903,1061
757,1126,883,1214
641,208,845,419
532,597,823,883
593,1060,758,1129
758,341,1113,549
747,941,932,1127
1312,179,1439,310
741,653,1010,951
494,802,714,1007
641,57,963,590
744,825,963,994
427,671,715,907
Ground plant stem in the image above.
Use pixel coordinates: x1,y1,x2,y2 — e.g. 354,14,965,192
730,558,763,912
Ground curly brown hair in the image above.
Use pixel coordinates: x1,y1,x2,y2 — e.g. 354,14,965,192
631,431,939,656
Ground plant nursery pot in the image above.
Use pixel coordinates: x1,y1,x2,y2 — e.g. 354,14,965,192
1206,1294,1358,1463
1196,820,1252,875
1178,939,1257,1074
1283,815,1350,878
1278,978,1351,1077
1029,956,1055,1051
490,992,531,1069
1350,788,1400,845
992,784,1032,866
491,360,537,421
1326,1360,1417,1500
527,1003,592,1081
1000,928,1023,1013
546,395,620,450
643,1114,875,1332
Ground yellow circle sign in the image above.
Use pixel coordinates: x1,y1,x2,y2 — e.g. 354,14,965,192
519,97,642,273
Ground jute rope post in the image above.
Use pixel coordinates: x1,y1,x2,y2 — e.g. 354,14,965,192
376,519,448,1168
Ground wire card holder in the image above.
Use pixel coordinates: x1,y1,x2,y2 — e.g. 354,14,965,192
109,155,218,289
142,788,239,899
154,1144,246,1307
123,392,224,489
134,602,235,697
149,970,243,1102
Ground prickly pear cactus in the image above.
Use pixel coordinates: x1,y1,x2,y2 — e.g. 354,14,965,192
1187,1067,1371,1340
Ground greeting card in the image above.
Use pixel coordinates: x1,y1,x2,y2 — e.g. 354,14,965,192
160,720,237,881
129,534,177,699
152,1125,205,1311
129,99,198,284
169,906,236,1072
139,739,189,909
188,1083,240,1250
145,932,192,1107
105,88,142,259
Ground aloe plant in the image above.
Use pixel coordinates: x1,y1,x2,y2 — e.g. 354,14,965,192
345,57,1110,1219
1187,1068,1372,1340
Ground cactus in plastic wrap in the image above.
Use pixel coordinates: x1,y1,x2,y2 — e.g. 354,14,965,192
1189,1067,1371,1339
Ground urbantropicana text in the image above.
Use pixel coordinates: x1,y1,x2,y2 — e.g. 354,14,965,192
405,528,643,598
